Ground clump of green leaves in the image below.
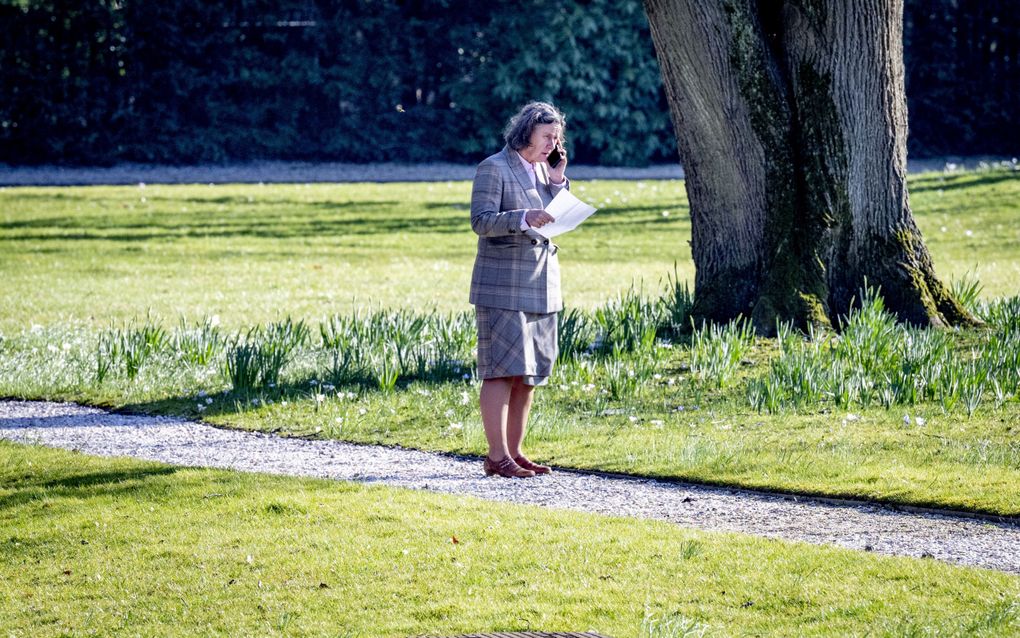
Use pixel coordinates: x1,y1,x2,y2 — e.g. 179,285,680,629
748,287,1020,414
689,318,754,389
225,318,309,393
172,317,225,366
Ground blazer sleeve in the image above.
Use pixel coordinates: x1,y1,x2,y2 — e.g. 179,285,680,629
547,176,569,198
470,160,527,237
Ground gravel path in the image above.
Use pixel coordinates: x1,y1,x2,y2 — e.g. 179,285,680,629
3,399,1018,575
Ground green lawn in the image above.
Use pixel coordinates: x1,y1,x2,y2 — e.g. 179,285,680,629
1,169,1019,515
2,442,1018,637
1,170,1017,331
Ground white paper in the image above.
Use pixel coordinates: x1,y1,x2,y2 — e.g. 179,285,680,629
533,188,598,238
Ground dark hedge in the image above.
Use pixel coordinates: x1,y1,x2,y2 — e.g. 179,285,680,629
0,0,1015,166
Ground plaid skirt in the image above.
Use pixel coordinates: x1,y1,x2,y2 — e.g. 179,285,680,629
475,306,558,386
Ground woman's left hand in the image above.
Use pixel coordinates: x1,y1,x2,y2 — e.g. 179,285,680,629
547,144,567,185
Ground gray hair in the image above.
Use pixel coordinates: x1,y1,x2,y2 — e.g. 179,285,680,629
503,101,566,151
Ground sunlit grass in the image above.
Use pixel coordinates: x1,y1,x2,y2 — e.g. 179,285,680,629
1,167,1018,514
2,285,1018,514
2,168,1020,634
0,169,1016,331
2,442,1018,637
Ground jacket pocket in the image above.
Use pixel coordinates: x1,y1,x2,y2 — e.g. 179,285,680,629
487,237,517,248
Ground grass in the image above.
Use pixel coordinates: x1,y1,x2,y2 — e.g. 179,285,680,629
2,441,1018,637
2,167,1019,634
1,168,1019,517
1,170,1018,331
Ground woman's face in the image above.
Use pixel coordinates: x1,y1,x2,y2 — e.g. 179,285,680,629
523,123,561,163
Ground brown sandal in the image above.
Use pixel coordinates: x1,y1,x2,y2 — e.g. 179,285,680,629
513,455,552,475
483,455,535,478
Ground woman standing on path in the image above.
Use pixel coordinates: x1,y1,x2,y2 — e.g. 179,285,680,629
469,101,569,479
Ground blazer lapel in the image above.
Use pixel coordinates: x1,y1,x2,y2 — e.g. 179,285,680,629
535,161,555,207
502,145,544,210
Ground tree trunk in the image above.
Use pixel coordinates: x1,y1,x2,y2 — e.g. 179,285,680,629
643,0,978,333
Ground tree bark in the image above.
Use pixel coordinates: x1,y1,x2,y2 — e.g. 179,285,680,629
643,0,978,333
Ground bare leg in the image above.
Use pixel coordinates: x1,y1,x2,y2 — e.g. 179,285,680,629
479,377,513,460
506,377,536,459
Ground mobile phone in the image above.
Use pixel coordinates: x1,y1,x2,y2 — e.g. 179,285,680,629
547,144,562,168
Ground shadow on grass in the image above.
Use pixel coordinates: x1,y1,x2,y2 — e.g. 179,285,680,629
0,202,472,242
909,170,1019,193
116,367,473,431
0,459,181,511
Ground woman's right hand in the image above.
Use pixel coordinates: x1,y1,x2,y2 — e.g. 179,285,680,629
525,208,555,229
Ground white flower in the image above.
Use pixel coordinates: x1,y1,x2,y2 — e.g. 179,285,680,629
209,315,221,327
964,230,973,237
845,413,860,422
460,391,470,405
281,400,288,407
205,397,213,405
448,422,463,430
314,393,325,403
915,417,927,427
358,408,367,415
444,409,455,418
346,392,356,400
251,399,260,406
650,419,664,426
197,390,208,398
323,384,335,392
137,182,146,188
628,416,639,423
196,404,206,412
662,210,670,217
903,414,911,425
314,426,322,433
462,373,470,380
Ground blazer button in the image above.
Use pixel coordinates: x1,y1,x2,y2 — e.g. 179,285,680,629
543,239,549,245
509,229,516,233
531,239,537,245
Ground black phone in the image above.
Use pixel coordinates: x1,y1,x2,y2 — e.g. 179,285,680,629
547,144,563,168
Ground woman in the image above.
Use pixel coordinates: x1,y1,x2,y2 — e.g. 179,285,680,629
469,101,569,478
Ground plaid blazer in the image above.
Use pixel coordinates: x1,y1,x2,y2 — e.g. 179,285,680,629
469,145,568,314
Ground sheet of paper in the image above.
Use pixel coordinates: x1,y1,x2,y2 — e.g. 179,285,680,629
534,188,598,238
